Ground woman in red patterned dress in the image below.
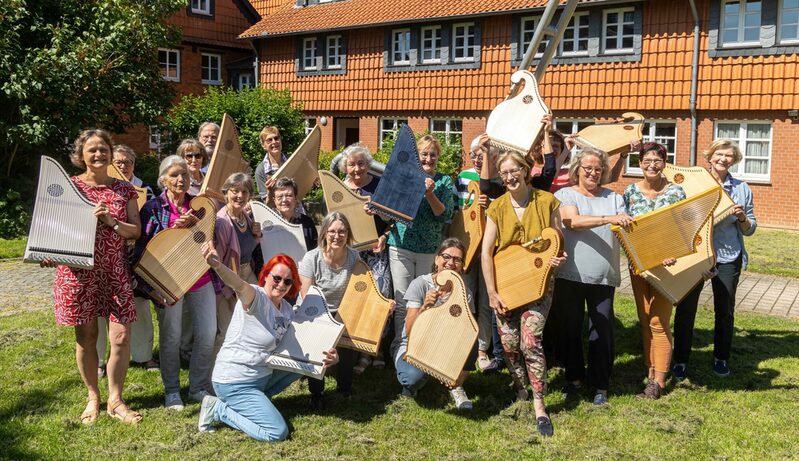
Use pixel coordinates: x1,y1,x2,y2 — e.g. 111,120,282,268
42,129,142,424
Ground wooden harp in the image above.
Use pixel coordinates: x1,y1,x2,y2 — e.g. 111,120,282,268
493,227,563,313
367,124,429,225
485,70,550,155
318,170,379,251
448,181,485,271
573,112,645,156
404,270,478,387
24,156,97,270
612,187,722,275
133,196,216,304
271,125,321,202
250,201,307,266
335,260,392,355
663,164,737,222
107,163,148,210
201,113,251,201
265,286,344,379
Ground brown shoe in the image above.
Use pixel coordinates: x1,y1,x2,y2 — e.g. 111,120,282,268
636,380,662,400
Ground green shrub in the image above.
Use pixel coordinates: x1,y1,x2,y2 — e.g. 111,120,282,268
0,188,31,239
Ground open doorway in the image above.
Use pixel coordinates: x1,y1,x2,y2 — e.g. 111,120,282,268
334,118,359,149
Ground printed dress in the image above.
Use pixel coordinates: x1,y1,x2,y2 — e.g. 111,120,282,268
53,178,138,326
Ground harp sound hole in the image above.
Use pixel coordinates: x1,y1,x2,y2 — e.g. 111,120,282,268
305,305,319,316
535,258,543,268
262,220,273,231
470,210,476,220
522,95,533,104
673,173,685,184
47,184,64,197
225,140,234,150
354,281,367,292
194,208,206,220
449,304,462,317
694,235,702,246
193,231,206,243
624,125,633,130
397,151,410,162
332,191,344,203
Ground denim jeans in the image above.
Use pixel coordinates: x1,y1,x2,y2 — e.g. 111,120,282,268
388,246,436,357
212,369,301,442
157,282,216,395
462,261,493,353
393,344,428,392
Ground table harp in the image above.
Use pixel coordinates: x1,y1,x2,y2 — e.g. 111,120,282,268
265,286,344,379
367,124,429,225
663,164,736,222
201,113,251,201
493,227,563,313
107,163,147,210
250,201,307,266
335,260,392,355
448,181,485,271
318,170,379,251
573,112,645,156
133,196,216,304
24,156,97,269
485,70,550,155
271,125,321,202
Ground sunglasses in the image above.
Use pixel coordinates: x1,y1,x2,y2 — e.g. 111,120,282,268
269,273,293,287
184,153,204,159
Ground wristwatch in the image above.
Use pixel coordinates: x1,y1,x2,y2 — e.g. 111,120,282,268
112,219,120,232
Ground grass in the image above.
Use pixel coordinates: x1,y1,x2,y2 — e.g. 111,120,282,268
745,227,799,278
0,238,26,259
1,297,798,460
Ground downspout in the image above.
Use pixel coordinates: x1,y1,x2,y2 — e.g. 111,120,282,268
248,39,259,88
688,0,701,166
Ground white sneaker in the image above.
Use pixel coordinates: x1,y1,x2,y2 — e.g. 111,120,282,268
188,390,210,403
449,386,473,410
198,395,219,432
165,392,184,411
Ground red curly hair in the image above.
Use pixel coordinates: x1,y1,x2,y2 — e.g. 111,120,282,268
257,253,301,300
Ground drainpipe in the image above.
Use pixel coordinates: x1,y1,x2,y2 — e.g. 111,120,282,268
688,0,701,166
248,39,259,87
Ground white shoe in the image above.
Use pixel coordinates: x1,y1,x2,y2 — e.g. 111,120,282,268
449,386,472,410
198,395,219,432
188,390,210,403
165,392,184,411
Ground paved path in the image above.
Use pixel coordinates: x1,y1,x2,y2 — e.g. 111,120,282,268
2,258,799,319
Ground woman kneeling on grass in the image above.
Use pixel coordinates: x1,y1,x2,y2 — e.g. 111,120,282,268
197,243,339,441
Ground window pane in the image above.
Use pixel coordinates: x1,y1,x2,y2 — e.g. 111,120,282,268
717,123,740,139
745,158,768,174
748,123,770,138
725,2,740,14
746,140,768,157
432,120,447,131
655,125,676,137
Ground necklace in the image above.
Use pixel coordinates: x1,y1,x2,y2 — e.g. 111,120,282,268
227,210,247,229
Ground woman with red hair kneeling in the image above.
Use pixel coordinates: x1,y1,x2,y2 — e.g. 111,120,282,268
197,243,339,441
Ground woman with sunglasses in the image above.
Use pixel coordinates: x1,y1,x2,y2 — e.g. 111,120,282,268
394,237,476,410
481,151,567,437
176,139,208,195
298,212,362,410
623,142,686,399
198,243,339,441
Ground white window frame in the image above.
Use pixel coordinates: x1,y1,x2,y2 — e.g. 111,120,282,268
714,121,772,181
201,53,221,85
304,117,317,136
379,117,408,148
158,48,180,82
720,0,762,47
191,0,211,15
238,73,253,90
429,118,463,145
302,37,318,70
520,16,547,58
602,7,636,54
421,26,443,64
560,11,590,56
452,22,476,62
554,119,594,167
149,125,162,150
625,120,678,175
392,29,411,65
326,35,343,69
779,0,799,43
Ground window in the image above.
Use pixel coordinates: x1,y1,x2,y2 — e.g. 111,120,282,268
603,7,635,53
453,23,476,62
626,121,677,174
302,37,318,70
191,0,211,15
326,35,342,69
380,118,408,148
715,122,772,180
149,125,162,150
780,0,799,42
201,53,221,85
430,119,463,145
238,73,253,90
392,29,411,65
520,16,548,58
721,0,762,46
421,26,442,63
305,117,317,135
561,12,590,55
158,49,180,82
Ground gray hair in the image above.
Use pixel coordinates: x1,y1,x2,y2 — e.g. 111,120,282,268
113,144,137,163
318,212,353,252
337,142,374,173
157,155,188,189
221,172,254,197
568,147,611,186
176,138,208,166
197,122,220,139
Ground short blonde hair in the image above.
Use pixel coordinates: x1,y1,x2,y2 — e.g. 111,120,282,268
259,126,281,144
568,148,611,185
703,139,743,165
495,151,531,181
176,139,207,166
417,135,442,156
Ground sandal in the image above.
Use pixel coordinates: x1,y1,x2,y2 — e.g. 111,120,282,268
107,399,142,425
80,398,100,425
353,356,371,375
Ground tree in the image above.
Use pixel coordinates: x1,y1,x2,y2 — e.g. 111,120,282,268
0,0,185,179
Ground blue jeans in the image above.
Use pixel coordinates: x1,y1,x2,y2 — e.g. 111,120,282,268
393,344,428,392
212,369,301,442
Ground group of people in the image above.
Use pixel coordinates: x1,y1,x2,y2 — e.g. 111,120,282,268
43,116,756,440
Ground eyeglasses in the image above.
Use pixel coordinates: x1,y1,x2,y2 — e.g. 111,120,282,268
439,253,464,265
580,166,603,175
274,194,295,202
468,151,481,160
264,136,281,144
113,160,133,167
184,153,204,159
269,273,293,287
499,167,524,178
641,159,665,166
326,229,347,236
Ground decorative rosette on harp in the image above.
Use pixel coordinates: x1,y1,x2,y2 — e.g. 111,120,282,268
485,70,550,156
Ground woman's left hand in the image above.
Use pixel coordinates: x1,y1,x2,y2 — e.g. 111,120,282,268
662,258,678,267
551,251,568,268
702,267,719,280
732,204,747,223
252,221,262,239
372,234,387,253
173,211,198,228
322,348,339,367
93,202,114,227
388,300,396,314
424,178,435,194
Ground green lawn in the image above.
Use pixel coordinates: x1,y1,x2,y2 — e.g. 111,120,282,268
1,297,797,460
745,227,799,278
0,238,26,259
